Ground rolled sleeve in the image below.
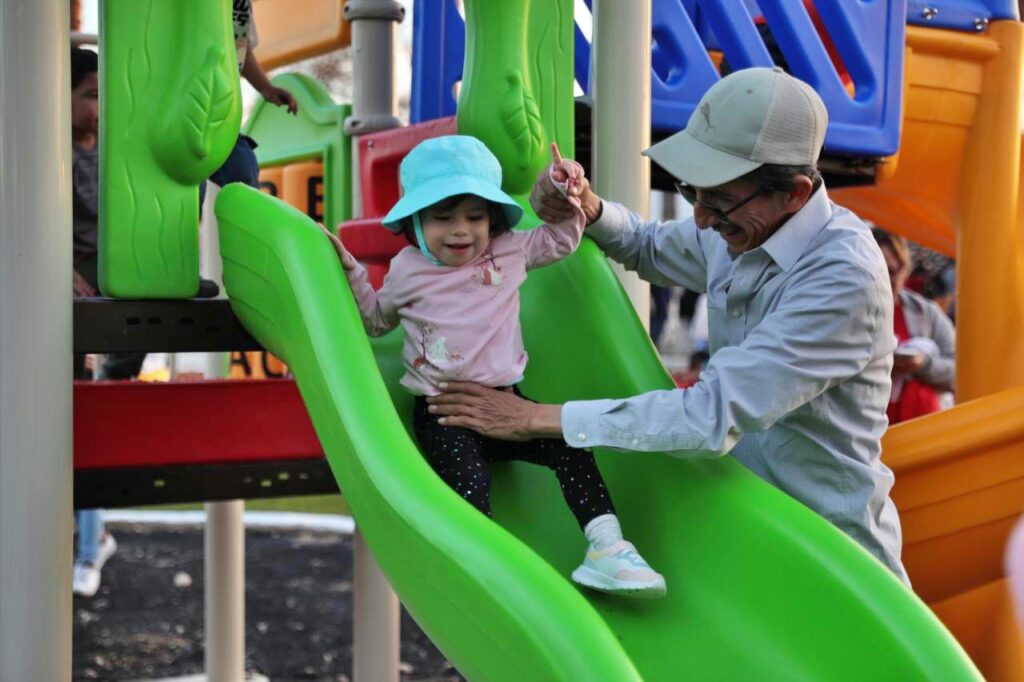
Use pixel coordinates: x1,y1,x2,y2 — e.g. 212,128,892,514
585,201,709,291
586,200,634,244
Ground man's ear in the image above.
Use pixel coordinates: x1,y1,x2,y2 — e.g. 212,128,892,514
783,175,815,212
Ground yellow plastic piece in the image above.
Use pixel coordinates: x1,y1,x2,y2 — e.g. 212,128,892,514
883,385,1024,603
832,20,1024,675
832,21,1024,401
931,578,1024,682
251,0,349,70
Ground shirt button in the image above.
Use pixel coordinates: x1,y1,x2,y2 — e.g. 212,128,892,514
577,433,587,442
631,438,640,447
731,309,741,318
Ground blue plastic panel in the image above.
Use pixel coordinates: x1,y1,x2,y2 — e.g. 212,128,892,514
412,0,908,157
907,1,1018,31
409,0,464,124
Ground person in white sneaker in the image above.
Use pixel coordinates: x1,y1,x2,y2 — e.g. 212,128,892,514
324,136,665,598
70,47,120,600
73,510,117,597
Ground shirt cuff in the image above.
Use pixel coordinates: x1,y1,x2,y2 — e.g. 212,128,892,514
585,200,631,245
561,398,623,448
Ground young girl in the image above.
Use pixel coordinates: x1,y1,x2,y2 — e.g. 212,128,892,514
322,135,665,598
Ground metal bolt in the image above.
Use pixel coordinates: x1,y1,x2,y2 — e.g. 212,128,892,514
974,17,989,31
921,6,938,20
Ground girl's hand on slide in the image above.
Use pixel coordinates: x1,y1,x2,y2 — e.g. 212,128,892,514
319,222,358,271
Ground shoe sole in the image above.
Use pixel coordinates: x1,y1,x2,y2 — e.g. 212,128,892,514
571,565,667,599
72,569,100,598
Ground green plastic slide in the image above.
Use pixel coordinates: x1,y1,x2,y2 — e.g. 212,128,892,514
215,183,979,681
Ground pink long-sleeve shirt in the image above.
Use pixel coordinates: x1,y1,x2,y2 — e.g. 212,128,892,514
345,191,584,396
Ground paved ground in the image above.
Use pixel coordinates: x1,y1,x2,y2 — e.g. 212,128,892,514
72,523,463,682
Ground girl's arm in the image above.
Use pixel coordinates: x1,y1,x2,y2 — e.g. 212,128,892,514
321,224,400,337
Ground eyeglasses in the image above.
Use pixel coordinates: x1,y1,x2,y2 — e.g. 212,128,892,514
675,181,768,222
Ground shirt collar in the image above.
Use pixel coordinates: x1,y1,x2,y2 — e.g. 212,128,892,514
756,183,832,272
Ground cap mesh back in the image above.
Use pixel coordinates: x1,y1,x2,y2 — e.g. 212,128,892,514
751,76,828,166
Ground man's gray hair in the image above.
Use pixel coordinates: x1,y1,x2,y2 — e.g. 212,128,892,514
742,163,822,193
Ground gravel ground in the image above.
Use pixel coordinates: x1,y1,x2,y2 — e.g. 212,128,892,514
72,524,463,682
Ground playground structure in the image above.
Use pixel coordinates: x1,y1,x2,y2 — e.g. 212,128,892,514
2,0,1024,680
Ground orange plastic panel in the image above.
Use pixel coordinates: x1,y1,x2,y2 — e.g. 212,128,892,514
281,160,325,223
258,165,284,198
883,386,1024,602
251,0,349,70
833,22,1024,401
931,578,1024,682
830,27,995,257
228,350,288,379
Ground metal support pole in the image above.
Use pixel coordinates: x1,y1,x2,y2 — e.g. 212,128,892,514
591,0,652,328
344,0,404,141
353,531,401,682
0,0,73,680
344,2,404,680
205,500,245,682
200,184,246,682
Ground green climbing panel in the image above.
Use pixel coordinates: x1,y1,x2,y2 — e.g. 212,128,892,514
100,0,241,298
457,0,576,195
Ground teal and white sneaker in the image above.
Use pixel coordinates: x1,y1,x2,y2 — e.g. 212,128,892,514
571,540,667,599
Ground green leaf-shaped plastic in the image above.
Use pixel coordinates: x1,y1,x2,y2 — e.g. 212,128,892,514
182,46,234,160
100,0,241,298
499,70,544,175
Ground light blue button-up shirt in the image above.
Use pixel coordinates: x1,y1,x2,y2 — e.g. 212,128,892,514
561,186,907,581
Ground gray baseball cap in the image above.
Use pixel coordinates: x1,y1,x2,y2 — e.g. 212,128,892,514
643,67,828,188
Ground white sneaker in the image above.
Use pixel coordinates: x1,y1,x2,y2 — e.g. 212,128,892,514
72,564,101,597
73,533,116,598
572,540,667,599
95,533,117,571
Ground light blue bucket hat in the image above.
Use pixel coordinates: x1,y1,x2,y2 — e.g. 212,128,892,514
382,135,524,235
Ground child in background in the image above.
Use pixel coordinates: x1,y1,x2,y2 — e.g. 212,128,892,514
70,46,119,598
199,0,299,207
321,135,666,598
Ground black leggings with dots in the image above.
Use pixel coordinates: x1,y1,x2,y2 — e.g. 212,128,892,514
413,391,616,529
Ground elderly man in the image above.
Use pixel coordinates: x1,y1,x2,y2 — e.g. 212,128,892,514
428,67,907,582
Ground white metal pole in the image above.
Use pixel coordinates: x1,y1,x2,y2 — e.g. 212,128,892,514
199,183,246,682
344,2,404,680
591,0,652,328
0,0,73,680
352,530,401,682
205,500,245,682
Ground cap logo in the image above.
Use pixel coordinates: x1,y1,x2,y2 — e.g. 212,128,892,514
699,102,716,133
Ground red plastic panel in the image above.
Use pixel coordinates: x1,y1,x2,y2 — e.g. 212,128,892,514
358,116,457,218
74,379,321,469
336,218,408,289
338,217,408,260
